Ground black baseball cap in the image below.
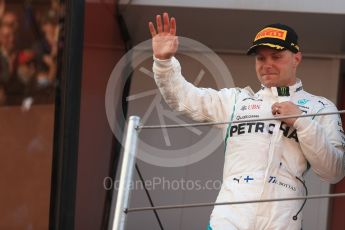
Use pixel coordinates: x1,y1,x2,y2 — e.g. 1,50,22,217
247,23,300,55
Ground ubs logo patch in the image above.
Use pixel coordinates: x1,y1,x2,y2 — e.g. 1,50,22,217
248,104,261,110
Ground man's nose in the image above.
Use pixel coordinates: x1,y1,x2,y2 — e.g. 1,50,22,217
262,63,272,70
262,58,274,69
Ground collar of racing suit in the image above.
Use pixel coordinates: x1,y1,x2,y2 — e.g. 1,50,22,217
258,79,303,102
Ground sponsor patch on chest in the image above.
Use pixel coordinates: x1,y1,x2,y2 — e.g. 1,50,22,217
229,121,299,142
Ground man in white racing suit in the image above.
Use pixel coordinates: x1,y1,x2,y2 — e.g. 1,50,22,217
148,13,345,229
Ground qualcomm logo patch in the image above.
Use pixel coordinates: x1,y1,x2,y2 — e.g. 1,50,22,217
297,99,309,105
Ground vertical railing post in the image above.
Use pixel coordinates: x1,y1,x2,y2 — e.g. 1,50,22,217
109,116,140,230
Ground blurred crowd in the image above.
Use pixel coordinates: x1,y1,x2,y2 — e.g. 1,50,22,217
0,0,63,107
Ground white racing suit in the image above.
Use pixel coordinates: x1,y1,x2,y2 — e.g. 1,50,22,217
152,56,345,230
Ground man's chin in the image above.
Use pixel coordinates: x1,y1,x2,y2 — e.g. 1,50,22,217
259,76,277,87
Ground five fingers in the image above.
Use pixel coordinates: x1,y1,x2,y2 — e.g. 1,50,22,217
148,12,176,37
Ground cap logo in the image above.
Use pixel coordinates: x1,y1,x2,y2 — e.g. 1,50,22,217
254,27,287,42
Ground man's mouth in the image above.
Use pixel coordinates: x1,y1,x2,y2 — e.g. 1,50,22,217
261,73,277,77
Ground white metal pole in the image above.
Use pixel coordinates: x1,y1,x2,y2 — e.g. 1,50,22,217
110,116,140,230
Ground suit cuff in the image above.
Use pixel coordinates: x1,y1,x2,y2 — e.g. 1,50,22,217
293,117,314,132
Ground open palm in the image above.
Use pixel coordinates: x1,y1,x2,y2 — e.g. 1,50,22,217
149,13,178,60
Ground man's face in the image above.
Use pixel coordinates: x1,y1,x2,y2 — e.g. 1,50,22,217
0,26,14,51
255,47,302,87
2,12,18,31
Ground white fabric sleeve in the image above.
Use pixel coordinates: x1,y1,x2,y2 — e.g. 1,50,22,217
294,105,345,183
152,56,238,123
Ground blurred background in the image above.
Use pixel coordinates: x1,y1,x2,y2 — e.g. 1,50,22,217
0,0,62,229
2,0,345,229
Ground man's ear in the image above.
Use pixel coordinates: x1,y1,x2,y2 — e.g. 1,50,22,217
293,52,302,67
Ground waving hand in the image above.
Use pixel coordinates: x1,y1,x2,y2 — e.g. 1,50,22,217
148,12,178,60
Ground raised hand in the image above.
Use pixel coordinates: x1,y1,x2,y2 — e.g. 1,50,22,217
148,12,178,60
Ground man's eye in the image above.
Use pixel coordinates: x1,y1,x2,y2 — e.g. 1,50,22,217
256,56,264,61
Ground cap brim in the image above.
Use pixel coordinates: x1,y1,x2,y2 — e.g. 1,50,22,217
246,43,285,55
